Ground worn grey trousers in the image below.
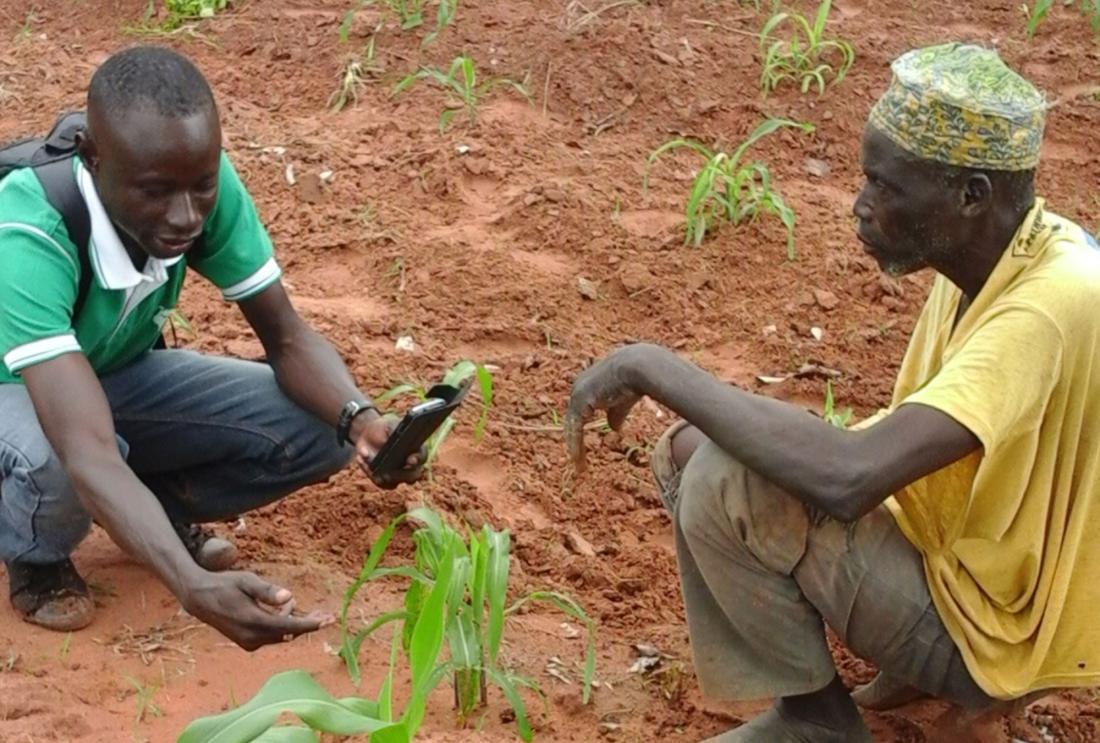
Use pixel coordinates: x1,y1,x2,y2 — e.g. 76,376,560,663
0,350,352,565
651,421,993,708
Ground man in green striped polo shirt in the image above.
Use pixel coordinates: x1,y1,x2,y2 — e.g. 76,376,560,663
0,47,415,649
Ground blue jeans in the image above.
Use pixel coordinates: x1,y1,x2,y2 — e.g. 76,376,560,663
0,350,352,565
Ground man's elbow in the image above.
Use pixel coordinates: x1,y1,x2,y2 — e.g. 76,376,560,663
263,320,319,369
813,464,880,523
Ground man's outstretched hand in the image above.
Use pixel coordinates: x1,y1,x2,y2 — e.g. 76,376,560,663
182,570,332,651
565,345,650,475
354,413,425,489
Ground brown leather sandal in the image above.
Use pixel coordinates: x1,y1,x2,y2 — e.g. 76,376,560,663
6,558,95,632
172,522,239,572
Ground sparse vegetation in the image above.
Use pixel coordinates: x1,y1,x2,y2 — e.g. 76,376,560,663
14,12,34,43
340,0,458,46
125,676,164,724
179,506,595,742
759,0,854,96
1024,0,1054,36
124,0,228,38
165,0,229,22
646,118,815,257
1022,0,1100,37
166,309,198,345
822,381,852,428
393,56,530,132
329,26,384,111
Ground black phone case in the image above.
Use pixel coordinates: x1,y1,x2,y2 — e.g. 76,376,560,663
369,382,470,476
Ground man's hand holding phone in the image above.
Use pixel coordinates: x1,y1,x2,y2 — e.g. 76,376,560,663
353,412,425,488
354,383,469,489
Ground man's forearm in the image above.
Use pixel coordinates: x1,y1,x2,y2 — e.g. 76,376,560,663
66,455,203,597
266,325,377,436
626,345,863,517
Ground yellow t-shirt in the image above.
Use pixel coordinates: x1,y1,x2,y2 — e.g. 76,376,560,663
883,200,1100,699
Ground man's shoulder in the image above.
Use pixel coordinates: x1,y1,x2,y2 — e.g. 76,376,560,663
1041,207,1098,252
199,150,263,242
1025,214,1100,291
0,164,73,255
1004,221,1100,338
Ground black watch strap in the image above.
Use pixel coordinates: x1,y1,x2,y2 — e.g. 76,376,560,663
336,400,375,446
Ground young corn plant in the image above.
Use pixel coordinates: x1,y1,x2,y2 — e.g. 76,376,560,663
375,360,493,471
393,56,530,132
759,0,854,96
338,507,597,739
1023,0,1100,36
165,308,198,346
646,118,814,257
822,381,852,429
1024,0,1055,35
340,0,458,46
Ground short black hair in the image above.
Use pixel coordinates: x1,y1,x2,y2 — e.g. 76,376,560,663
88,46,215,119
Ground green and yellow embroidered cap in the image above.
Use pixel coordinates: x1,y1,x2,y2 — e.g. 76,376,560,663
868,42,1047,171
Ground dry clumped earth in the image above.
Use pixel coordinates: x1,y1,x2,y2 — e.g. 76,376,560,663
1,0,1099,741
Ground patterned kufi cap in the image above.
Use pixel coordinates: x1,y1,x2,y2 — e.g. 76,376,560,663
868,43,1046,171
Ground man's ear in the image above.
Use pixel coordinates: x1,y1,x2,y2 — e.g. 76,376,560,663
960,173,993,218
74,130,99,175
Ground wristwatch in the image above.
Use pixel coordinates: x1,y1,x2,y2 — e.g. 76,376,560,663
336,399,377,446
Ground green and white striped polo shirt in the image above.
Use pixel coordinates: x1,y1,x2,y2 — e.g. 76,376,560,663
0,151,280,383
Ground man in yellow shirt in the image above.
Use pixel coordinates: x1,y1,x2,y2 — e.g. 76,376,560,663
565,43,1100,741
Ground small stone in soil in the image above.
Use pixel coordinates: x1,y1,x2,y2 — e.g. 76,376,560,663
813,288,839,310
804,158,831,177
576,277,599,300
565,530,597,558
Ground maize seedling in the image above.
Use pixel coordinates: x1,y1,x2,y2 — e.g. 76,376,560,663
338,507,597,740
646,118,814,257
340,0,458,46
393,56,530,132
759,0,854,96
1023,0,1100,37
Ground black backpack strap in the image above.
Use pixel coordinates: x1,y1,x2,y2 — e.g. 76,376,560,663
34,157,94,319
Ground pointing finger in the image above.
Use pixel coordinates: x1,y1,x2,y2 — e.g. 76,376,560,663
564,406,588,475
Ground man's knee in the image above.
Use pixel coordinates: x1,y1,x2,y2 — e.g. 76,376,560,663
675,442,747,541
676,442,811,575
652,421,700,514
1,443,92,563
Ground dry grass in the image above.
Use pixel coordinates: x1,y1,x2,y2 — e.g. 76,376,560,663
97,619,204,666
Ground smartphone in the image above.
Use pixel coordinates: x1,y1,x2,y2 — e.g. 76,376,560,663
369,382,470,477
